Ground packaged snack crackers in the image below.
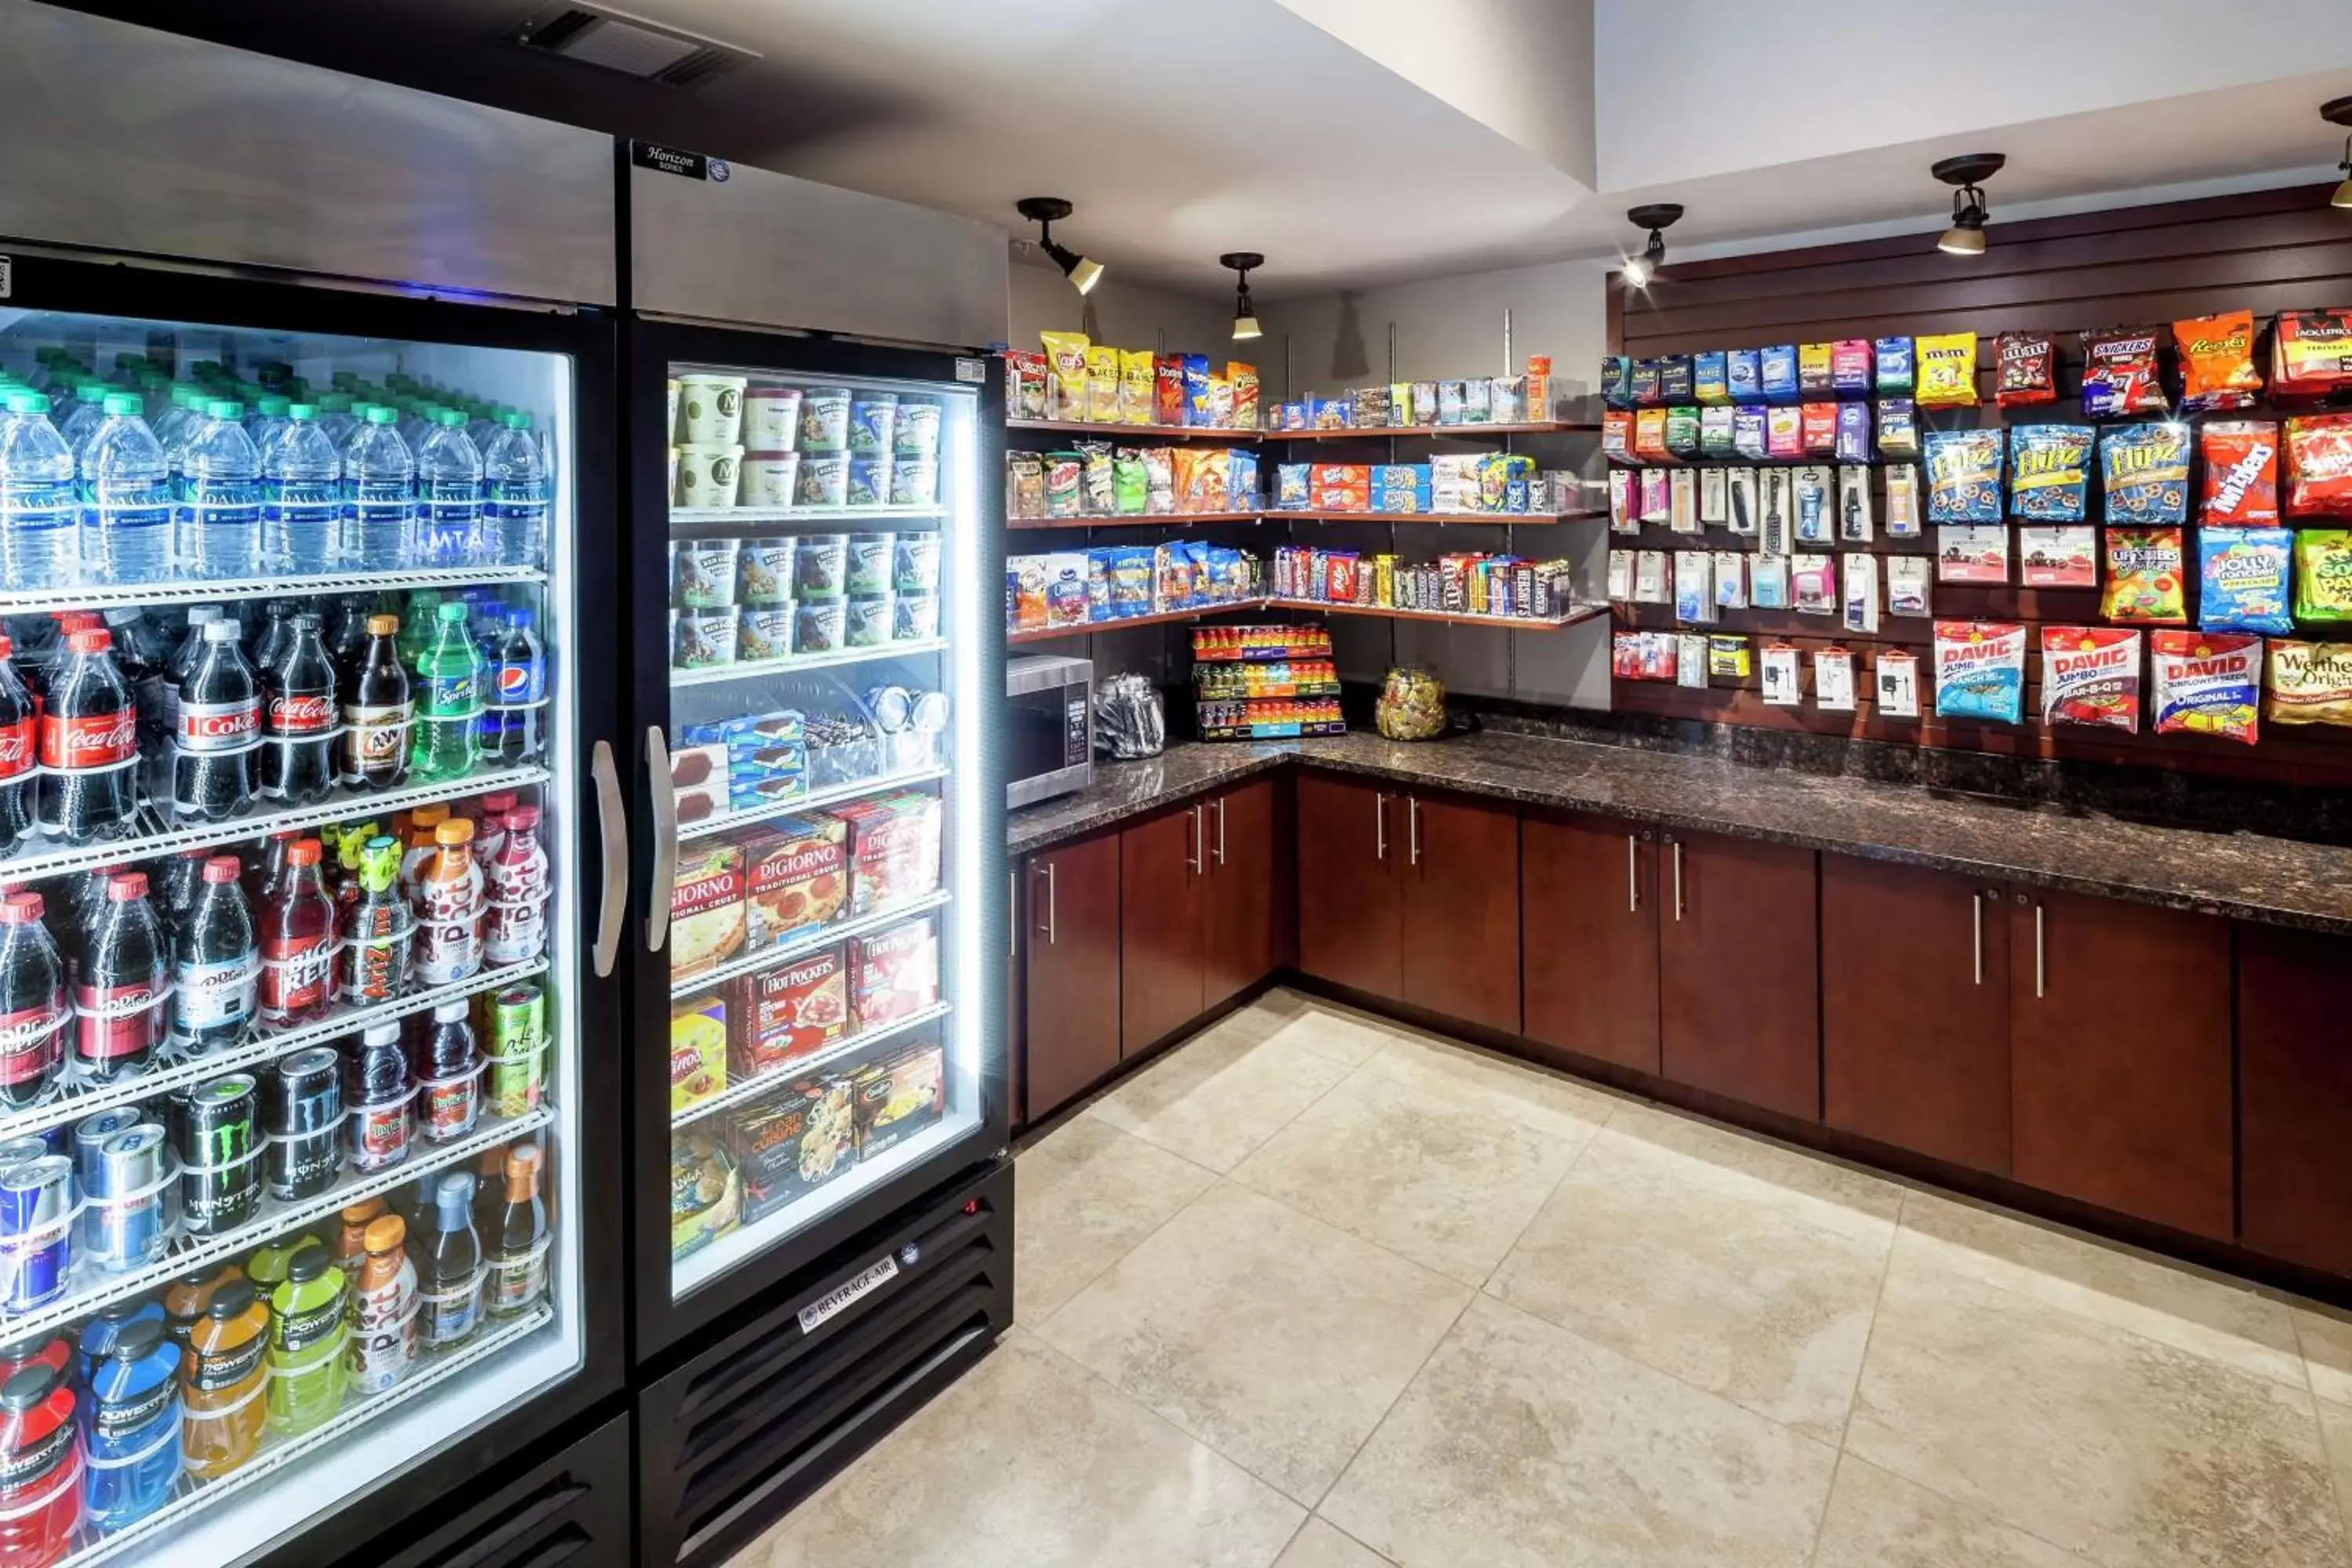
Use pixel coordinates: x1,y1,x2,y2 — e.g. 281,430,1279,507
2267,639,2352,726
2201,421,2279,523
1914,332,1979,407
2199,527,2294,635
2008,425,2093,521
1923,428,2002,522
2293,529,2352,621
2151,631,2259,743
2099,423,2190,524
1933,620,2027,724
2040,626,2142,731
2102,528,2187,623
2174,310,2262,412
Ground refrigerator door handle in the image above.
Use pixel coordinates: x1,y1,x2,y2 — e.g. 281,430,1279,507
591,738,629,978
645,724,679,953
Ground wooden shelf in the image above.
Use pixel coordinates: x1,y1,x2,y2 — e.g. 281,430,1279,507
1008,509,1267,530
1266,597,1607,630
1007,418,1265,442
1008,599,1272,643
1259,421,1603,441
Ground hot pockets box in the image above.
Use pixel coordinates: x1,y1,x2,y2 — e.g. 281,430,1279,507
849,916,941,1028
729,943,849,1080
742,814,849,949
833,793,943,916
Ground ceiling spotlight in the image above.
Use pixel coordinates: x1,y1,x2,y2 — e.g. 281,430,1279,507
2324,98,2352,209
1015,197,1103,296
1221,252,1265,341
1620,204,1682,289
1933,154,2004,256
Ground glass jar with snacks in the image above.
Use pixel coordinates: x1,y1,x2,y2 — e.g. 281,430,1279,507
1375,665,1446,740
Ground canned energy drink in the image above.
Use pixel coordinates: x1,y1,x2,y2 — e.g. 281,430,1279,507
0,1156,74,1309
83,1123,169,1271
176,1074,263,1237
485,984,546,1120
267,1047,343,1201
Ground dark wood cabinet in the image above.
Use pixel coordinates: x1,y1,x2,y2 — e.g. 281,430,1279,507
1203,778,1279,1009
1022,829,1122,1121
1296,771,1403,1002
2009,889,2233,1241
1121,803,1209,1054
1822,856,2012,1175
1399,791,1521,1034
1522,811,1661,1074
2238,924,2352,1274
1657,830,1820,1121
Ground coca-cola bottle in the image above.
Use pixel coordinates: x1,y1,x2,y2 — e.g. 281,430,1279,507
0,893,64,1108
154,848,210,942
342,614,411,792
249,600,292,676
38,628,140,845
260,612,336,806
0,637,35,856
247,829,299,917
325,596,372,685
259,837,335,1028
172,855,257,1056
172,621,258,823
155,606,223,803
74,871,168,1081
100,608,166,762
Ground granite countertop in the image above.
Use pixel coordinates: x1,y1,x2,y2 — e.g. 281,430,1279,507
1009,730,2352,935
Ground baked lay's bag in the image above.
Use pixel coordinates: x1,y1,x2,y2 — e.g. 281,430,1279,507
2266,638,2352,726
2040,626,2142,732
1913,333,1979,407
2174,310,2263,412
2271,309,2352,398
2151,630,2259,744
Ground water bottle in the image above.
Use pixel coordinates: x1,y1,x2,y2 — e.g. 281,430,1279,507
482,412,549,569
343,406,416,572
314,392,358,452
0,394,78,590
179,401,263,579
56,383,107,465
465,402,503,456
249,394,291,466
416,409,483,569
81,394,170,586
264,405,341,575
154,386,198,471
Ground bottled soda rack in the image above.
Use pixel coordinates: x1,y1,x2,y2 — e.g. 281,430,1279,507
0,1103,554,1343
0,764,550,883
676,761,949,844
669,636,949,690
0,956,547,1143
671,889,951,1001
65,1301,554,1568
0,564,545,618
670,1000,949,1131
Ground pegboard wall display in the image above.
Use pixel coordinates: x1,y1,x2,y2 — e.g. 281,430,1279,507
1603,181,2352,786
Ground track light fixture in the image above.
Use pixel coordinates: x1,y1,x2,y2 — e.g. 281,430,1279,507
1620,204,1682,289
1221,252,1264,341
2324,98,2352,209
1933,154,2004,256
1015,197,1103,296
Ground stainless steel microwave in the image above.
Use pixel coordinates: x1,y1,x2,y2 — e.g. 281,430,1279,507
1007,654,1093,808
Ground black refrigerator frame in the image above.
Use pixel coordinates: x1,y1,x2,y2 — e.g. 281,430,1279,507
0,248,630,1568
622,315,1011,1364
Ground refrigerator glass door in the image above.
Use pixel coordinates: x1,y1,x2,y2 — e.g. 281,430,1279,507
661,363,984,1301
0,307,586,1566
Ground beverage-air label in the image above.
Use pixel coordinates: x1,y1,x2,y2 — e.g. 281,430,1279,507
418,670,475,718
74,978,164,1062
40,706,135,771
266,691,334,738
179,696,260,753
176,952,257,1029
0,715,36,783
344,701,411,775
260,932,333,1014
187,1334,266,1395
0,994,61,1087
90,1377,174,1446
0,1416,71,1494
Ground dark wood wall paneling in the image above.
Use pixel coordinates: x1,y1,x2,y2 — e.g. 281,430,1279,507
1606,181,2352,786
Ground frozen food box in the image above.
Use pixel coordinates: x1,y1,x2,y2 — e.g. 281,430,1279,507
852,1040,946,1162
833,793,944,916
669,738,728,826
849,915,942,1028
670,841,746,978
670,993,728,1112
729,943,849,1080
741,813,849,949
670,1130,739,1258
731,1076,855,1222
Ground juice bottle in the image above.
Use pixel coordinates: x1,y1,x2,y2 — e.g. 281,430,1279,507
180,1276,268,1478
81,1317,180,1530
265,1242,347,1436
482,804,548,965
397,804,449,896
411,819,484,986
413,1000,481,1143
339,836,408,1004
332,1198,387,1272
346,1214,418,1395
0,1363,78,1566
418,1173,481,1349
485,1144,547,1318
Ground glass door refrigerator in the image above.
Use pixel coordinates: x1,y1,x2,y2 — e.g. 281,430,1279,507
0,12,627,1567
622,150,1012,1568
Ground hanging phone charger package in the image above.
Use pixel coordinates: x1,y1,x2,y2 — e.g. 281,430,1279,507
1842,553,1881,634
1761,644,1802,705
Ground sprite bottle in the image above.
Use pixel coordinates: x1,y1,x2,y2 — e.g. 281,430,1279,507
409,601,480,782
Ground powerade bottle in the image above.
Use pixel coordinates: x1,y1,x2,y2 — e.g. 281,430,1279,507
343,405,414,570
178,400,263,580
482,410,548,568
263,1243,346,1437
80,1317,180,1531
411,601,480,782
0,392,78,591
416,408,483,568
263,404,340,575
0,1363,80,1563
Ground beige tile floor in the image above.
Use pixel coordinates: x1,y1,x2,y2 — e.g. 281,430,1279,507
735,989,2352,1568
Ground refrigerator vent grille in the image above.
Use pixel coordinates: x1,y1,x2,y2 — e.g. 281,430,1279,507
506,5,757,86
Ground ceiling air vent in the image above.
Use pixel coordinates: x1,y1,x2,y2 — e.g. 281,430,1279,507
505,5,758,87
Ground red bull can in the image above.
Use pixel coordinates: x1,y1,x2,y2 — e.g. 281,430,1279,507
0,1155,74,1309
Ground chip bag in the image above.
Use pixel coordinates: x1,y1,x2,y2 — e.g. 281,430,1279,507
2173,310,2262,412
1154,354,1186,426
1914,332,1979,407
1933,620,2026,724
1040,330,1089,421
2200,420,2279,523
2285,413,2352,517
2293,528,2352,621
1083,345,1121,423
2267,639,2352,726
2040,626,2142,732
2271,309,2352,398
2099,423,2190,523
1228,361,1261,430
2080,326,2167,418
1994,332,2056,406
2101,527,2187,623
2008,424,2093,521
2199,526,2293,634
1922,427,2002,522
1117,349,1154,425
2151,630,2260,744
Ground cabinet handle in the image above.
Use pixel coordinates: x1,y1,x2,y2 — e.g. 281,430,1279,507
1971,891,1983,985
1215,796,1228,866
644,726,677,955
1009,869,1018,960
2034,902,2045,1000
1626,834,1640,913
1040,861,1058,946
590,738,627,980
1671,839,1684,923
1374,793,1388,862
1408,796,1422,866
1187,804,1203,876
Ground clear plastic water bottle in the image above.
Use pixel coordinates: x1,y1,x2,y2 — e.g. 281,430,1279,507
178,399,263,580
264,404,342,575
56,382,108,464
482,411,549,568
82,393,172,586
343,405,415,571
314,392,358,452
154,385,198,469
417,409,484,569
249,394,292,466
0,393,79,590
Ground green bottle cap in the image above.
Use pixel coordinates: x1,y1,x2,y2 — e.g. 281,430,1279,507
207,399,241,419
287,404,318,420
101,393,141,416
365,405,399,425
437,601,468,623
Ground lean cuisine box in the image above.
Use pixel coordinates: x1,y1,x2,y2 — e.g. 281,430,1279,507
730,1076,855,1221
729,943,850,1078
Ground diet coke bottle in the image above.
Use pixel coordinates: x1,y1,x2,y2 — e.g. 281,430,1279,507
172,620,258,822
260,612,337,806
0,638,34,856
38,628,139,844
0,893,64,1108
